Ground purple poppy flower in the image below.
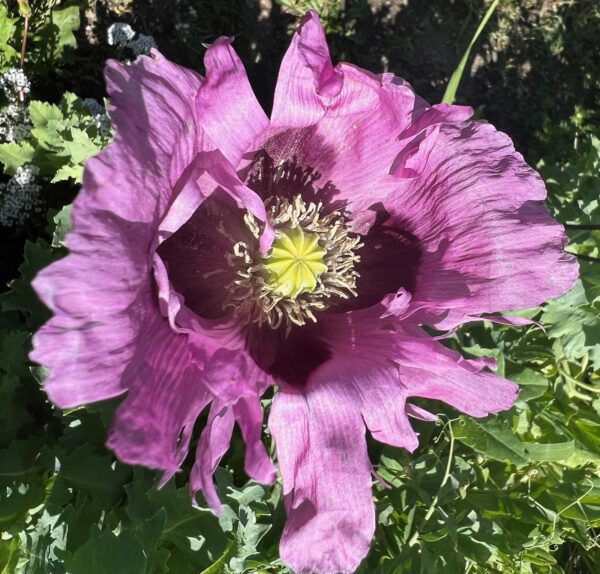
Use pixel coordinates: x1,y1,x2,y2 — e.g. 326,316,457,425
31,11,577,574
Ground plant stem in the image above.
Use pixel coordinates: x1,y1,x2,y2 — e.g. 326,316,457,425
19,14,29,102
565,224,600,231
423,420,455,522
442,0,501,104
565,250,600,263
576,254,600,263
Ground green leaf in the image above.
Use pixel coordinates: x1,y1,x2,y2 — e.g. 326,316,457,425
510,367,549,403
0,331,30,378
570,415,600,455
17,509,67,574
59,445,130,506
455,418,577,466
0,445,47,533
50,7,80,55
542,282,600,365
28,101,63,130
0,537,20,574
0,5,18,68
51,164,82,183
50,204,72,247
142,481,230,571
0,439,44,481
0,142,35,174
59,128,101,165
49,127,103,183
199,541,234,574
30,6,81,65
0,374,32,445
442,0,500,104
64,527,146,574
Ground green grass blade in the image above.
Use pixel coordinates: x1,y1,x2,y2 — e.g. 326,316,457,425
442,0,501,104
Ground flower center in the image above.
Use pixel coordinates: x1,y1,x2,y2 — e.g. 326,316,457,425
262,227,328,298
225,195,362,330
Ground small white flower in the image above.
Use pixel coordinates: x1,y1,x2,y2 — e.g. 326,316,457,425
0,68,31,101
6,104,21,118
9,122,32,143
0,164,43,227
13,165,40,186
107,22,136,46
0,104,31,144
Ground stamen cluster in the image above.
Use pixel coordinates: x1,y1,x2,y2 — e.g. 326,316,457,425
226,195,362,330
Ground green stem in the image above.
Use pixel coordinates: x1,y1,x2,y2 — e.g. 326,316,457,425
564,224,600,231
423,420,455,523
559,361,600,395
572,253,600,264
442,0,501,104
18,14,29,102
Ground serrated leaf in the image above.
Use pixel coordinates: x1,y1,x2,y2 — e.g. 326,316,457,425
0,5,18,67
0,482,45,533
51,163,82,183
59,128,101,164
569,415,600,455
0,142,35,174
510,368,548,403
28,101,63,130
59,445,130,506
50,7,80,54
17,509,67,574
200,542,234,574
541,281,600,366
63,527,146,574
50,204,72,247
149,481,230,570
227,484,266,507
455,418,577,466
0,439,43,479
31,7,81,64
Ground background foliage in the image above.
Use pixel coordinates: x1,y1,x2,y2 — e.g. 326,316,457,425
0,1,599,573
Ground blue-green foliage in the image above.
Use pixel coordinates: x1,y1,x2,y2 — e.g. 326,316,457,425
1,1,599,573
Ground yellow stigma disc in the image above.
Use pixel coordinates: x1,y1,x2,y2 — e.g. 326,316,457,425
262,226,328,298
